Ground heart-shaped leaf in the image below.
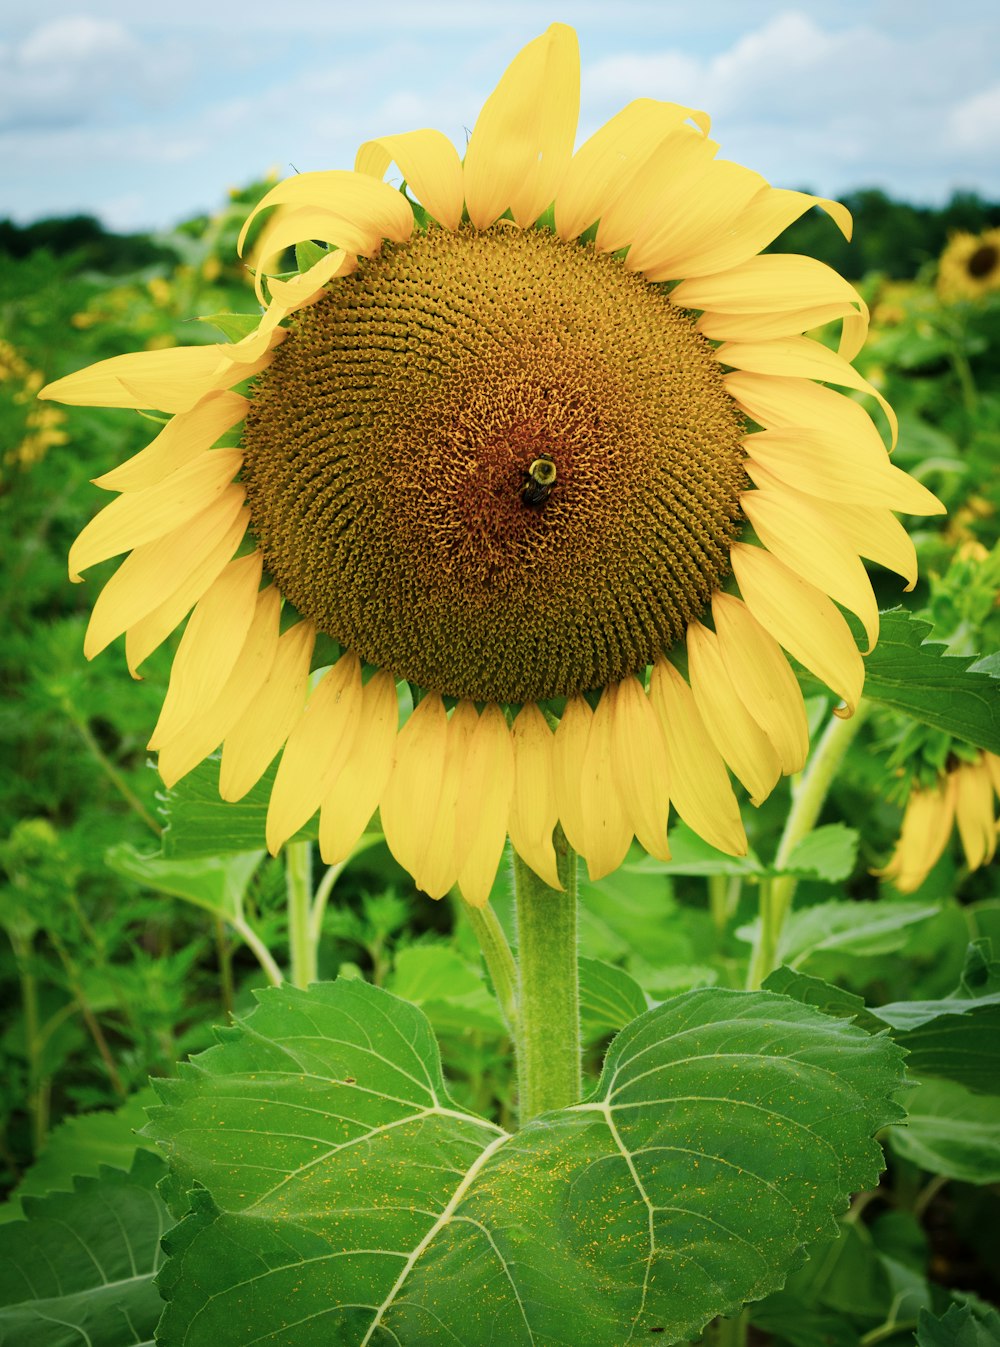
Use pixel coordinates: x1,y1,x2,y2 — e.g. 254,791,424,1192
147,979,903,1346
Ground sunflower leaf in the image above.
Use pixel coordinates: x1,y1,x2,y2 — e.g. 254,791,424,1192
0,1150,171,1346
158,755,318,856
889,1077,1000,1184
105,842,263,920
915,1303,1000,1347
147,978,903,1346
862,609,1000,752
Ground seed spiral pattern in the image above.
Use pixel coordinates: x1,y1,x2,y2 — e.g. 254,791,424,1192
240,226,748,703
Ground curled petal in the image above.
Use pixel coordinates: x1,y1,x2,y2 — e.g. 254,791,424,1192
238,170,414,256
355,129,464,232
94,392,248,493
508,704,561,889
552,694,593,856
610,676,671,862
579,685,634,881
955,758,997,871
455,704,515,909
380,694,449,891
318,671,399,867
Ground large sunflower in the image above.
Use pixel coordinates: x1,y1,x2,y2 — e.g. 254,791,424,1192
41,25,943,906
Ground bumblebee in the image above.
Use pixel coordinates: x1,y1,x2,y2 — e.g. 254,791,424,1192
521,454,557,508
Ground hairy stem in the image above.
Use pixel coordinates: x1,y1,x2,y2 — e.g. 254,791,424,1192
512,830,581,1124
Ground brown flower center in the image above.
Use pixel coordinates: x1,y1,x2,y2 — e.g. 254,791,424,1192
240,225,747,703
967,243,998,279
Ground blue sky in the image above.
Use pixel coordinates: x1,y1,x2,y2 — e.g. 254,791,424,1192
3,1,999,232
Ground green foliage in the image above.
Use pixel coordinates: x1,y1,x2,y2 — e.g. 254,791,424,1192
147,978,903,1346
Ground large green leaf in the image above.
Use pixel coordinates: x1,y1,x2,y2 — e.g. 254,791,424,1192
147,978,903,1346
106,842,263,920
577,957,648,1042
159,755,317,857
0,1151,170,1346
889,1078,1000,1183
386,944,507,1036
860,609,1000,753
747,899,940,969
916,1302,1000,1347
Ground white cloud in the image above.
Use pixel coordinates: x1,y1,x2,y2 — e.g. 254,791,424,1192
949,83,1000,151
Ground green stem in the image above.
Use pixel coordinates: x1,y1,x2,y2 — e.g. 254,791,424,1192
214,916,235,1015
310,858,348,949
285,841,315,989
232,916,284,987
747,699,872,989
512,830,581,1124
462,901,519,1032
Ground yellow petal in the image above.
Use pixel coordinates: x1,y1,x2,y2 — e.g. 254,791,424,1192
380,693,448,888
266,651,364,854
721,336,897,449
649,659,747,856
730,542,864,714
712,592,809,775
696,303,859,347
464,23,580,230
726,371,890,460
554,98,710,243
661,185,851,278
985,753,1000,800
626,158,765,279
455,704,515,909
552,694,593,856
237,169,414,256
94,392,248,493
955,759,997,871
69,449,242,581
878,779,956,892
263,250,356,320
147,553,263,749
318,670,399,866
610,676,671,862
83,492,247,659
741,472,879,653
687,620,781,806
39,345,235,412
597,125,716,256
820,501,919,591
416,700,478,900
508,703,561,889
219,621,315,801
579,685,634,881
125,534,255,678
355,130,464,232
742,427,944,515
156,586,281,788
249,207,388,301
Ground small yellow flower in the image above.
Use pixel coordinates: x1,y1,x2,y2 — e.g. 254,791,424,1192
937,227,1000,302
40,25,943,904
878,752,1000,892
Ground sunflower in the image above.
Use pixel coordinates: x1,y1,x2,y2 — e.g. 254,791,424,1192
937,226,1000,302
878,751,1000,893
40,24,943,906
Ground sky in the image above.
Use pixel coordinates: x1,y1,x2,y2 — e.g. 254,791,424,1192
2,1,999,234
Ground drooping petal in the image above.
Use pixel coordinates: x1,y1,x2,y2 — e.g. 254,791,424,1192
508,703,561,889
649,659,747,856
464,23,580,230
415,700,478,900
83,492,247,659
156,586,281,789
263,250,357,320
219,621,315,801
554,99,709,242
741,472,880,652
248,209,388,301
318,670,399,867
696,303,860,348
455,704,515,909
626,158,766,279
237,170,414,257
355,130,464,232
94,392,248,493
38,345,237,412
552,693,593,856
820,501,919,591
877,779,956,892
380,693,449,890
609,676,671,862
148,552,263,749
730,542,864,714
955,759,997,871
726,372,890,462
266,651,364,854
711,592,809,775
69,449,243,581
742,427,945,515
579,685,634,881
686,620,782,806
661,185,851,279
721,336,897,448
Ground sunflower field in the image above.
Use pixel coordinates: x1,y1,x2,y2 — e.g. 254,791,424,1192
2,28,1000,1347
